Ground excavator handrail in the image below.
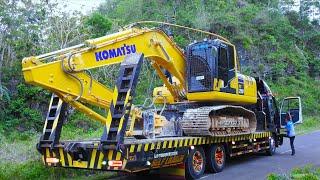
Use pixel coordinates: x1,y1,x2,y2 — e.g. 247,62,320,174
125,21,231,43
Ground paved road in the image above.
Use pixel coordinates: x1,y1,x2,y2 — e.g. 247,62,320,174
113,130,320,180
204,130,320,180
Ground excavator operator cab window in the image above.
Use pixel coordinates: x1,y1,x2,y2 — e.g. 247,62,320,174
218,45,228,84
186,41,217,92
218,44,236,94
186,39,237,93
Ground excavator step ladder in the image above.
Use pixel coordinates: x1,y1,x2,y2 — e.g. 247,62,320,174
101,53,144,150
39,94,66,146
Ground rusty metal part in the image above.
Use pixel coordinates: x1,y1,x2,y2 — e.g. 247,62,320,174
181,105,257,136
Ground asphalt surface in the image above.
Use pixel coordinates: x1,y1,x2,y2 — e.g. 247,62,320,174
112,130,320,180
203,130,320,180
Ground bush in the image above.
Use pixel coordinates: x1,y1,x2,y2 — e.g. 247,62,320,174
0,83,49,135
84,12,112,38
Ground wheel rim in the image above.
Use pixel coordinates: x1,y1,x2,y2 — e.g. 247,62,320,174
192,150,204,173
215,146,224,166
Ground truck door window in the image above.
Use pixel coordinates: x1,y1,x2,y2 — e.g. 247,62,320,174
280,98,302,126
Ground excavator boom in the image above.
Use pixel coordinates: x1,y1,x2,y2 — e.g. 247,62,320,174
22,27,185,110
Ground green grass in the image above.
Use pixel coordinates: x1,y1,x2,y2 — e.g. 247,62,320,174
0,115,113,180
295,116,320,135
0,160,115,180
0,132,39,163
0,131,115,180
267,164,320,180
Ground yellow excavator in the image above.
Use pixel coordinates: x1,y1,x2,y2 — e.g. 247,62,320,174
22,22,302,179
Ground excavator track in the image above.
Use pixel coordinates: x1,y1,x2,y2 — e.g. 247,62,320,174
181,105,257,137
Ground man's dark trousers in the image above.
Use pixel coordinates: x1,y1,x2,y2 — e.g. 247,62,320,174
290,136,295,155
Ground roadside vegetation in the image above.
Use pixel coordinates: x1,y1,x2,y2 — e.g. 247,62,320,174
0,160,115,180
0,119,112,180
268,164,320,180
0,0,319,179
295,117,320,135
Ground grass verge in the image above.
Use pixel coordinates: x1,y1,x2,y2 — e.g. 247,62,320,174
267,164,320,180
295,116,320,135
0,122,113,180
0,160,115,180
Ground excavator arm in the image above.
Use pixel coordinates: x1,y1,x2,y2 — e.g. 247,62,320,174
22,27,186,124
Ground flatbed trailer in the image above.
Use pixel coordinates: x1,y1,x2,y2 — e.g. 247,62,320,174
37,90,302,179
38,93,283,179
40,131,274,178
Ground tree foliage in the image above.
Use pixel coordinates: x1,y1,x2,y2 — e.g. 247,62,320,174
84,12,112,38
0,0,90,132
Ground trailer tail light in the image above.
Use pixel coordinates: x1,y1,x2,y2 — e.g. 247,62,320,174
108,160,123,167
46,157,59,163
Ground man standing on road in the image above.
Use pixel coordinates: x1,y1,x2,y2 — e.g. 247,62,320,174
285,113,296,156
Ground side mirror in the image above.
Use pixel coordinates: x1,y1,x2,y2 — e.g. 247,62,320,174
280,97,302,127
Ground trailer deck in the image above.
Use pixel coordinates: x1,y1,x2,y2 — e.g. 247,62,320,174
40,131,271,172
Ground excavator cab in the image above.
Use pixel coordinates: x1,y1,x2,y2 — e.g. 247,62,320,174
186,39,236,93
185,39,256,104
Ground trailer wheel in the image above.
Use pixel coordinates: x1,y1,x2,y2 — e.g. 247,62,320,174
266,136,276,156
206,144,226,173
185,147,206,180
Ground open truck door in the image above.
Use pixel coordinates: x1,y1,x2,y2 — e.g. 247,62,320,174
280,97,302,127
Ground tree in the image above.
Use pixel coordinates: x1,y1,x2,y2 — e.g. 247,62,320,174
84,12,112,39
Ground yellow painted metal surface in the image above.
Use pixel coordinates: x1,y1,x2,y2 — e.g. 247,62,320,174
73,161,88,168
187,73,257,104
22,24,258,127
22,28,185,109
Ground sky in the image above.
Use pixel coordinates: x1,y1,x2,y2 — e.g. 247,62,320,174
54,0,105,14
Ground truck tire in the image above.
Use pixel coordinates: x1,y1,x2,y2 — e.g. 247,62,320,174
205,144,226,173
266,136,276,156
185,147,206,180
